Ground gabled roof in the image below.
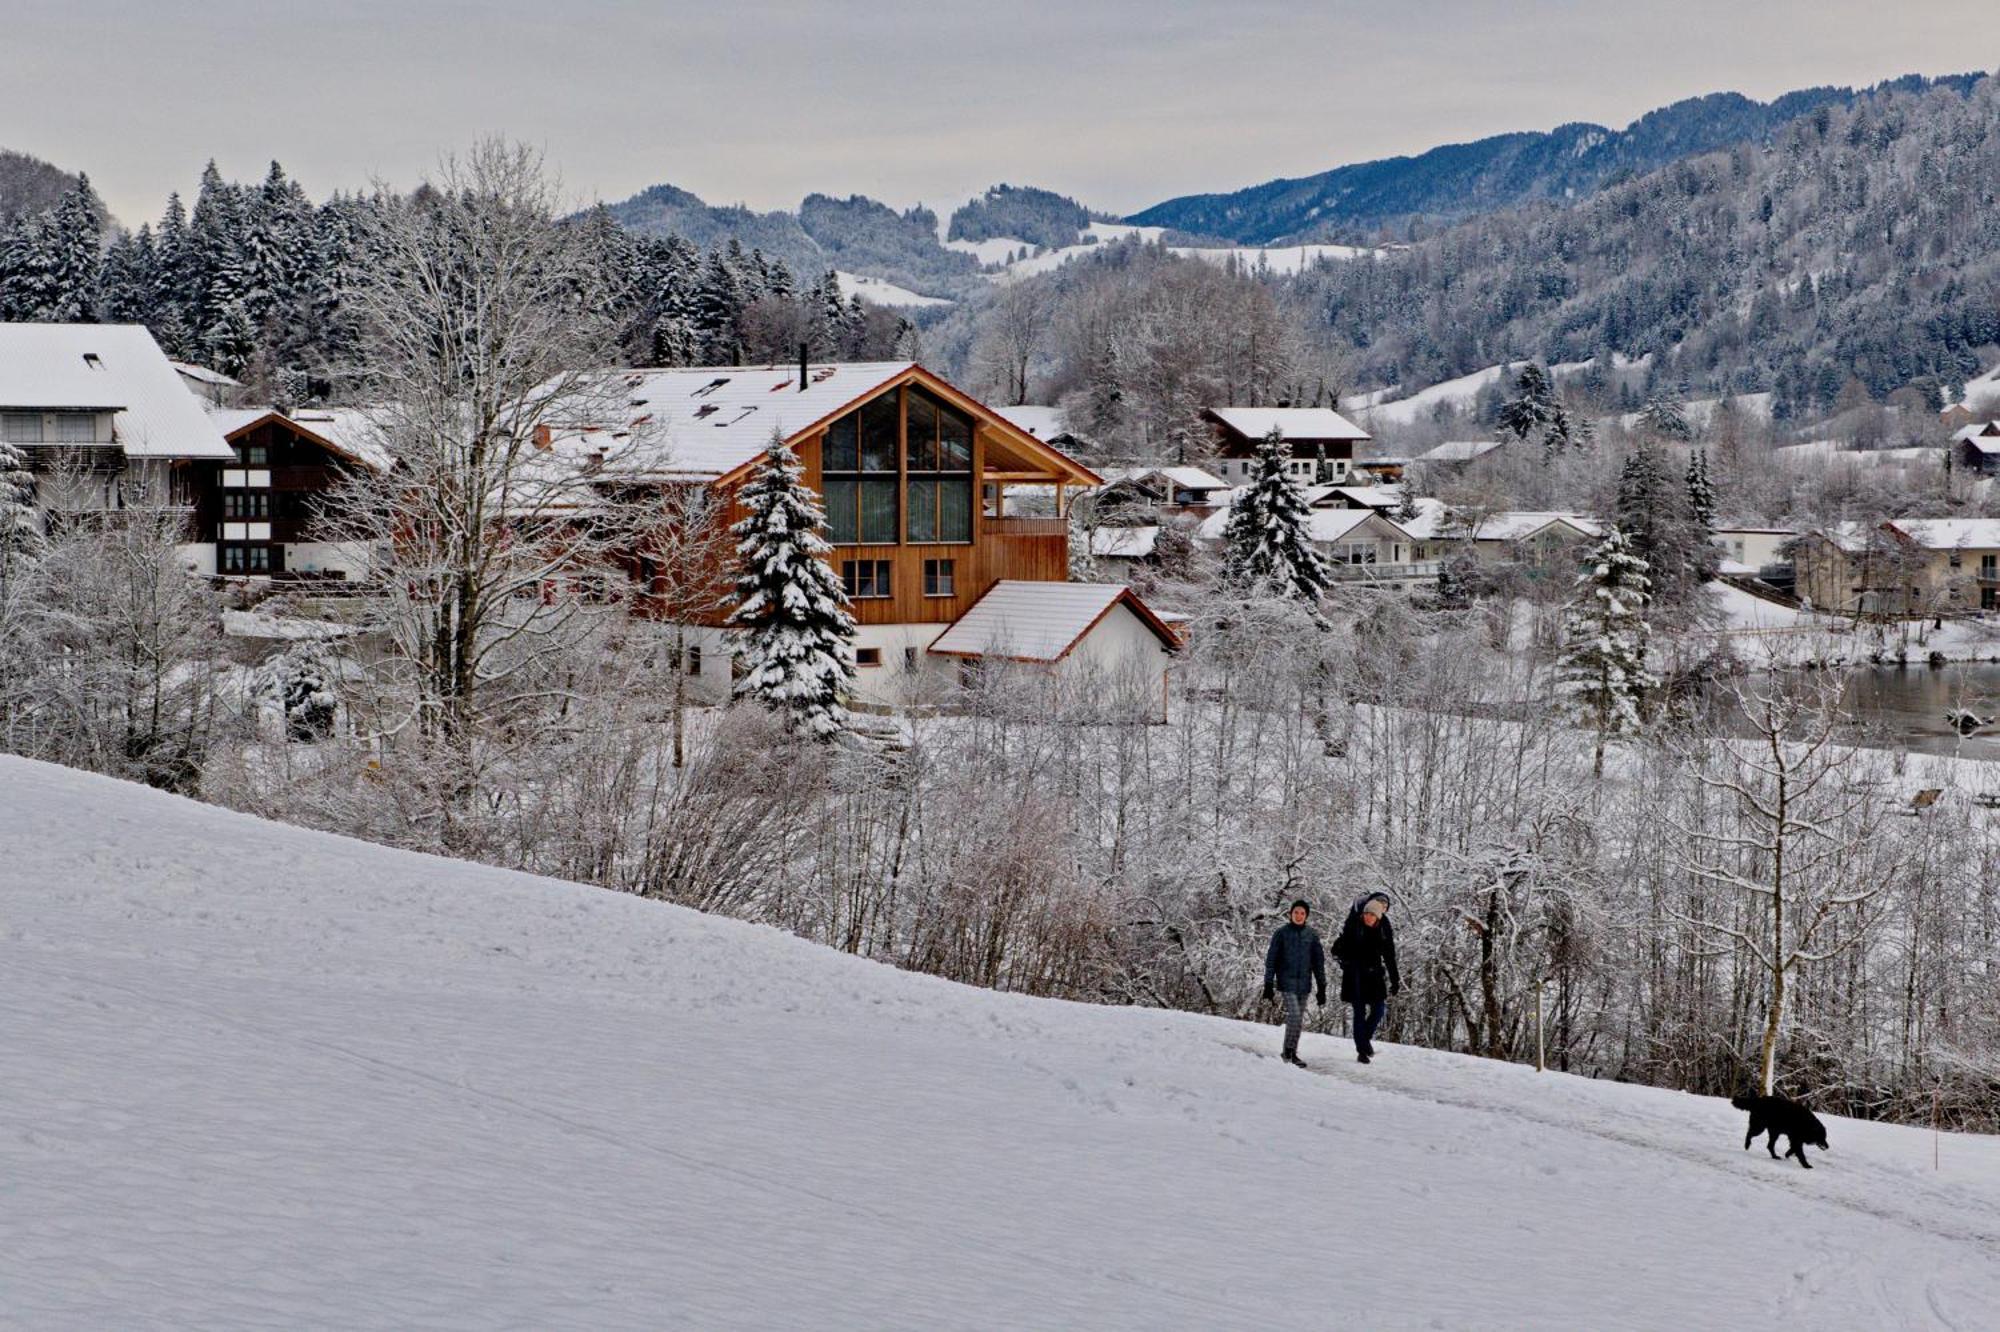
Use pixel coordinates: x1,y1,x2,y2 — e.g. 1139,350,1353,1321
0,323,234,459
208,406,393,471
170,360,241,388
928,581,1179,662
1315,484,1407,511
1951,421,2000,444
1394,506,1596,543
1886,518,2000,550
1091,525,1161,559
1095,465,1230,494
1206,405,1370,444
1415,439,1506,464
1193,505,1399,545
555,362,1100,489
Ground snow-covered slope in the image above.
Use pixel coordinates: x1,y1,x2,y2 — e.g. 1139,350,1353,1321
833,269,953,309
5,755,1999,1329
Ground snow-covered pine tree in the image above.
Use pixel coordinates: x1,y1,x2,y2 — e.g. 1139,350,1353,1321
1638,391,1693,441
1314,441,1332,484
1223,426,1332,605
1498,362,1555,442
0,434,38,554
727,432,857,740
1685,448,1717,532
1559,525,1657,778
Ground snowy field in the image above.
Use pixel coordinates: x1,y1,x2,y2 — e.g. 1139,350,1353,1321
5,755,2000,1329
832,270,953,309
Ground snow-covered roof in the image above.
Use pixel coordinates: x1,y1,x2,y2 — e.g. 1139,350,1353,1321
995,404,1071,440
560,362,912,481
1193,505,1391,545
0,323,234,459
206,405,394,471
1207,406,1370,444
1395,507,1597,544
1090,525,1160,559
928,580,1176,662
287,407,394,471
1415,439,1506,464
1951,421,2000,444
1095,465,1229,494
171,360,241,388
1317,484,1406,510
1887,519,2000,550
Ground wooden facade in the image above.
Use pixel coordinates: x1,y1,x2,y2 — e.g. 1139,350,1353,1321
694,369,1088,627
192,413,367,576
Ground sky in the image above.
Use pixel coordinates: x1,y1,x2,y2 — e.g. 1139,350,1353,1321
5,0,1992,228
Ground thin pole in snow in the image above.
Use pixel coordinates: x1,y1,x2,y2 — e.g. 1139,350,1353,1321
1534,980,1546,1073
1934,1089,1941,1172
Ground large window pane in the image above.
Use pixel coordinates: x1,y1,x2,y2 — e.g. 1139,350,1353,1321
939,478,971,542
908,479,937,543
905,391,937,471
823,415,858,472
937,403,972,470
1,413,42,443
860,478,898,544
823,478,858,544
860,393,899,472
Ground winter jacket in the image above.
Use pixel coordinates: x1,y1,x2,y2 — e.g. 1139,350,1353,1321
1333,908,1400,1005
1264,922,1327,998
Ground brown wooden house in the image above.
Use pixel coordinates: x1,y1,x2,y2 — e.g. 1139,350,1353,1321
191,408,388,579
559,361,1179,705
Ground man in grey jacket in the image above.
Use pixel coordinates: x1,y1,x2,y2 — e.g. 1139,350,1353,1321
1262,899,1327,1067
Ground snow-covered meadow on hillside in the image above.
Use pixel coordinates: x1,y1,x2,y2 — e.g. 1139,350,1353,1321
5,754,2000,1330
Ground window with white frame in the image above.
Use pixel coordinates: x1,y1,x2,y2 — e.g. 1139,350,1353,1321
1,412,43,443
54,413,96,444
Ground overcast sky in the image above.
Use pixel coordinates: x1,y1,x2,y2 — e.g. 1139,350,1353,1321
7,0,1991,228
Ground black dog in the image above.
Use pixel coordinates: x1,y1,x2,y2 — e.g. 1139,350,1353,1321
1732,1092,1829,1168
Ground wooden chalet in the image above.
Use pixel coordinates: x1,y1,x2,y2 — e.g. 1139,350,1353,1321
1203,406,1371,486
560,361,1179,706
191,408,388,579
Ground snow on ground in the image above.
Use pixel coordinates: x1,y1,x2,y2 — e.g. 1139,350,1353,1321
994,220,1377,282
1955,361,2000,413
833,270,953,309
7,755,2000,1329
1709,581,2000,666
942,235,1032,266
1353,362,1518,428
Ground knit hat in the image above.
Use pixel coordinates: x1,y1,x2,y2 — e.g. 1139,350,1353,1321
1289,899,1311,916
1360,895,1390,919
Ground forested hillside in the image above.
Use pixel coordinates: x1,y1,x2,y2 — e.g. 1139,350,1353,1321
0,148,82,220
1284,75,2000,418
1130,73,1981,243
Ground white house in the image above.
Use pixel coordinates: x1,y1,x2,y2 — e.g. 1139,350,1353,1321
1195,503,1431,585
0,323,234,521
1205,406,1371,485
927,580,1181,720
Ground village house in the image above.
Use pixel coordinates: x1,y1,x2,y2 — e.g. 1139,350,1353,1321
1203,406,1370,486
1411,439,1507,472
184,407,389,580
1194,503,1431,586
1397,506,1602,572
1952,421,2000,475
0,322,234,526
559,361,1180,712
1089,465,1230,519
1794,520,2000,615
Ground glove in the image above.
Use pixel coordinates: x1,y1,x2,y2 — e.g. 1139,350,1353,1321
1263,983,1276,1002
1390,981,1401,997
1315,989,1326,1007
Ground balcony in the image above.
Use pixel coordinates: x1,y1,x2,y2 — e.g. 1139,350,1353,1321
1328,560,1442,581
985,516,1068,537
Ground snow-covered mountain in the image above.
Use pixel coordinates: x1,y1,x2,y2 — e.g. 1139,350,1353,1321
6,754,1999,1327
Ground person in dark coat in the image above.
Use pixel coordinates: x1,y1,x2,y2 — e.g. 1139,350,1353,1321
1332,893,1400,1064
1263,899,1326,1067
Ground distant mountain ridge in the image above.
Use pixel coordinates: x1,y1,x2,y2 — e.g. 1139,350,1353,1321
1129,73,1987,243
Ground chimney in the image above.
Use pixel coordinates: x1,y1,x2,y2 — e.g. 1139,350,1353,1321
799,342,810,391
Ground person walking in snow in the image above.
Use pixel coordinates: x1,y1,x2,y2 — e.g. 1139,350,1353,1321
1263,899,1326,1068
1332,893,1400,1064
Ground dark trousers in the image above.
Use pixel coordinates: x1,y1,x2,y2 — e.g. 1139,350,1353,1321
1352,999,1387,1055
